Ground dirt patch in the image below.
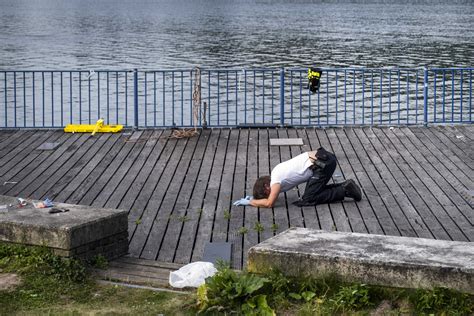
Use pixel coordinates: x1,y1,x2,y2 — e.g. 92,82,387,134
0,273,22,291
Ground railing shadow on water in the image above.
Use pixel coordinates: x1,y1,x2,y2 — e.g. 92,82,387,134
0,68,472,129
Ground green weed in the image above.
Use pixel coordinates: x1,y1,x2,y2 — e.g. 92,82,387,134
223,209,231,220
253,222,265,233
270,223,279,232
177,215,189,223
238,227,249,235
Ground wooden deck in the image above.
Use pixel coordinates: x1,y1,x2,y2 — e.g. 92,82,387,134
0,126,472,269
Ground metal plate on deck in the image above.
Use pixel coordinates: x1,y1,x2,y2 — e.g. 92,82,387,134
36,142,61,150
202,242,232,264
270,138,304,146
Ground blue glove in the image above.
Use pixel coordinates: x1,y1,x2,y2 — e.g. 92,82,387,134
233,196,253,206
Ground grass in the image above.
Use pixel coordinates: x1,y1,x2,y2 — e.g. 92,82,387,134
0,243,195,315
1,243,473,315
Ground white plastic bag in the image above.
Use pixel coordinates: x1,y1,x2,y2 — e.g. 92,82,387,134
169,261,217,288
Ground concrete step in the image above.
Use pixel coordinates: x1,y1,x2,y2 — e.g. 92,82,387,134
247,228,474,293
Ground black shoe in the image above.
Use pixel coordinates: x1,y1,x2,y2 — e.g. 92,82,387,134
343,179,362,201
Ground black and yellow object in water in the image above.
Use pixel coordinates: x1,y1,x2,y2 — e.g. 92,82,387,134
307,68,323,93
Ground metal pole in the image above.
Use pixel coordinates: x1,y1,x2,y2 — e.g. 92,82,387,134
133,69,139,129
423,68,428,126
280,68,285,126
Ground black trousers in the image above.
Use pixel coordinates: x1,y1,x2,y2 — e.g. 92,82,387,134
293,148,345,206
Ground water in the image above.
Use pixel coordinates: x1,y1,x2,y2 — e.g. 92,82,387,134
1,0,473,70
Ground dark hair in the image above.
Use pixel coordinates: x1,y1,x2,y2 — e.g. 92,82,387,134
253,176,271,199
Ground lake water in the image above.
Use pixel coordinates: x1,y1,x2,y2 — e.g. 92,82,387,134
1,0,473,70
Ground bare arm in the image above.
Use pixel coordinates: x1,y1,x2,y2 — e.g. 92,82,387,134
250,184,281,208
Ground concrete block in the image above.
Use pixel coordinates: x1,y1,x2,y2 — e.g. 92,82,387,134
0,195,128,260
247,228,474,293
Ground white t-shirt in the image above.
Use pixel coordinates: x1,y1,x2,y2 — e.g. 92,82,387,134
270,152,313,192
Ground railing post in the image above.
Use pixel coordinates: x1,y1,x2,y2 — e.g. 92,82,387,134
133,69,139,129
423,68,428,126
280,68,285,126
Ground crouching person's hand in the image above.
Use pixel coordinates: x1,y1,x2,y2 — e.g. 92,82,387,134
233,196,253,206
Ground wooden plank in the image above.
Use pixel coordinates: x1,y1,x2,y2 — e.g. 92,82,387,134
32,133,111,200
338,128,401,236
16,134,97,199
269,138,304,146
44,133,122,201
328,129,383,235
303,129,334,231
416,127,473,174
173,129,221,265
57,134,129,203
277,128,305,228
407,127,474,190
457,125,474,141
106,130,171,211
242,129,260,268
95,269,169,287
442,126,474,157
362,128,437,239
0,131,58,179
0,133,78,196
294,128,320,231
432,126,474,162
209,129,238,245
141,131,201,260
325,128,369,234
382,128,472,241
93,130,164,208
128,136,189,258
77,131,148,206
400,128,474,225
0,130,30,159
62,133,134,204
125,138,177,230
267,128,289,234
0,131,52,168
117,256,183,270
226,129,247,269
191,129,230,263
156,130,212,263
90,131,159,207
350,128,417,238
258,128,276,241
107,261,174,280
287,128,311,229
0,130,18,147
317,129,352,233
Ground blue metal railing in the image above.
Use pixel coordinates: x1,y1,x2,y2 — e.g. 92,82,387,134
0,68,472,128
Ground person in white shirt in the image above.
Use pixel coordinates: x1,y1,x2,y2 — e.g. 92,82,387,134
233,147,362,208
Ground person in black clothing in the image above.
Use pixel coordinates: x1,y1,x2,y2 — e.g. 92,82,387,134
233,147,362,208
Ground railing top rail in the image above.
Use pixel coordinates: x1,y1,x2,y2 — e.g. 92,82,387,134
0,69,137,73
0,67,472,73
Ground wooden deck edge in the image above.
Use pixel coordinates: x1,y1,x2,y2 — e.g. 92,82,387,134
92,256,185,289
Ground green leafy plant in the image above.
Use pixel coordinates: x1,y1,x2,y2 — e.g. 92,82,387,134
135,218,142,225
332,283,371,311
410,287,473,314
238,227,249,235
253,222,265,233
90,254,108,269
197,263,274,315
270,223,279,232
223,209,231,220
